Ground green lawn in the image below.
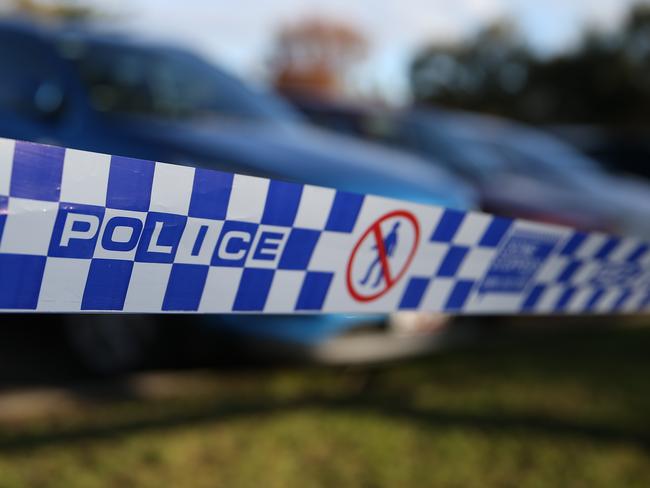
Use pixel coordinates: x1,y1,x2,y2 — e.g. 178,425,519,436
1,322,650,487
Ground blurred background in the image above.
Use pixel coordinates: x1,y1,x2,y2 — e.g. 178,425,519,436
1,0,650,486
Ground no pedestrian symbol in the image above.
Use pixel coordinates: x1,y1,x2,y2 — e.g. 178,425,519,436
346,210,420,302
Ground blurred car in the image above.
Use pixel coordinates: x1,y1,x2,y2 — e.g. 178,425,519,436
293,98,650,239
0,20,476,372
547,125,650,181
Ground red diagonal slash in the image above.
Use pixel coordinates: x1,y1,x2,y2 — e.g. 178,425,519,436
372,223,394,287
347,210,420,302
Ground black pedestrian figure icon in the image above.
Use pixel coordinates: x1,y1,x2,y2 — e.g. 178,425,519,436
360,221,401,288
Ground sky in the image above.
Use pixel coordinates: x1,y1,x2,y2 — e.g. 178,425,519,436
33,0,650,101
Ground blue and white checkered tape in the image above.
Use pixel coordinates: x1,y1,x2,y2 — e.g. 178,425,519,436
1,137,649,314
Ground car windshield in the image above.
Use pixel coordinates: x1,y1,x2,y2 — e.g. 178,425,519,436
66,40,300,123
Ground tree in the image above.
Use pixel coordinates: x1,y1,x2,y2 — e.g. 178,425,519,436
411,21,531,116
269,18,368,100
410,4,650,127
8,0,97,21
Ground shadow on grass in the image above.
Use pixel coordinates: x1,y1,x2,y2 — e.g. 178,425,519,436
0,395,648,453
0,320,647,456
2,323,650,454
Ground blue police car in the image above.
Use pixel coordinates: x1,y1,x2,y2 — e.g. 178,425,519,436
0,19,475,372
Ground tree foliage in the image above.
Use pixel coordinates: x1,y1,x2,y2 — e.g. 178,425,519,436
411,5,650,126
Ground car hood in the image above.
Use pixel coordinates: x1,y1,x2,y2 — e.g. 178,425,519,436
120,117,475,210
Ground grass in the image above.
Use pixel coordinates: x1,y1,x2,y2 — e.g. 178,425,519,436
1,321,650,487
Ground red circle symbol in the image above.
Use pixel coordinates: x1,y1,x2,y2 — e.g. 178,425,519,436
346,210,420,302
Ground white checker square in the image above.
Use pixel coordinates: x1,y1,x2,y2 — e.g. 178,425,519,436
536,255,570,283
175,217,223,265
535,286,564,312
308,231,352,272
608,239,639,262
225,174,269,222
567,287,594,313
453,213,491,246
464,293,522,314
199,267,243,312
123,262,172,312
410,242,448,277
0,137,14,196
596,289,623,312
59,148,111,206
0,198,58,255
420,278,455,310
149,162,195,215
623,292,646,312
457,247,496,280
293,184,336,229
93,208,146,260
640,251,650,267
264,270,305,312
570,261,600,285
575,233,608,259
37,257,90,311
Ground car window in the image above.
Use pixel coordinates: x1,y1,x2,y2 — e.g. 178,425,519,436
0,31,65,121
427,114,600,181
68,42,300,123
487,141,595,186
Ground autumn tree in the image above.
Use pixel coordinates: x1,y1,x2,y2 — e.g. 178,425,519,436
269,18,368,100
7,0,97,21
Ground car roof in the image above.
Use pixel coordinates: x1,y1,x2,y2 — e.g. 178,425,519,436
0,17,183,55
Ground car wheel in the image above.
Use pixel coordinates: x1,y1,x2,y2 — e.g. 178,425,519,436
63,315,160,375
304,313,452,365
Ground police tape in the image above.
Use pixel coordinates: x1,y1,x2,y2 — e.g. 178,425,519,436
0,137,648,314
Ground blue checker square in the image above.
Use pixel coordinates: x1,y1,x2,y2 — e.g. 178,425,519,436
613,289,632,311
431,209,465,242
10,141,65,201
585,288,606,311
627,244,648,263
106,155,154,211
436,246,469,277
325,191,364,233
595,237,620,260
48,202,106,258
522,284,546,311
0,254,46,309
639,292,650,311
163,264,209,311
557,260,582,283
444,280,474,311
82,259,134,310
279,228,320,270
0,195,7,245
399,277,430,310
478,217,512,247
233,268,275,311
554,287,577,311
136,212,187,263
262,180,303,227
188,168,233,220
560,232,587,256
295,271,333,311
